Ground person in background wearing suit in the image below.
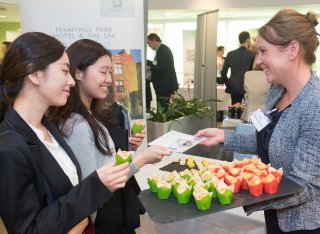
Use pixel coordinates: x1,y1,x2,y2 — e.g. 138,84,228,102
196,9,320,234
48,39,171,234
221,31,256,104
1,41,11,55
0,41,12,66
145,65,152,110
216,46,225,85
147,33,179,111
0,32,131,233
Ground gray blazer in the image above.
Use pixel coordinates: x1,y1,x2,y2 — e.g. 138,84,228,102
223,74,320,232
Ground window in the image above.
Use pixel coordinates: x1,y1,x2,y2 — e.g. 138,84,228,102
114,63,123,74
115,80,125,93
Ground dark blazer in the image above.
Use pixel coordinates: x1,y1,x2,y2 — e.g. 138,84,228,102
0,107,113,234
221,46,256,95
148,43,179,96
94,106,145,234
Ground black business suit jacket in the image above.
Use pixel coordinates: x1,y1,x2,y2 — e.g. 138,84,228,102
149,43,179,96
221,46,256,95
0,107,113,234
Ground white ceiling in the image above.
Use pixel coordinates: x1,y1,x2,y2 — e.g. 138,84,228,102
0,1,19,22
0,1,319,23
149,5,320,22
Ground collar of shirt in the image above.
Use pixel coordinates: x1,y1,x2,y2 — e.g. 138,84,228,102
28,124,59,147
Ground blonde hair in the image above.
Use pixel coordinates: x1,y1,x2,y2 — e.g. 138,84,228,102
258,9,319,65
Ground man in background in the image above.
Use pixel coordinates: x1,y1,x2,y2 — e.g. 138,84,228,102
216,45,225,85
1,41,12,65
221,31,256,104
147,33,178,111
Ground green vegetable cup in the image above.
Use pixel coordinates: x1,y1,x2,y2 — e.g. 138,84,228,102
147,177,159,193
172,184,178,197
193,182,210,192
187,175,202,189
171,178,187,197
201,172,213,183
179,170,192,180
176,185,191,204
115,150,132,165
157,185,172,200
165,171,179,183
132,121,145,134
209,182,218,199
193,192,213,210
217,189,234,205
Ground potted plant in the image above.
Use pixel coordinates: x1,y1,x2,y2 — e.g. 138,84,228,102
147,93,220,142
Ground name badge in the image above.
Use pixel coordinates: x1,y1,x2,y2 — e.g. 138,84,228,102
249,108,271,132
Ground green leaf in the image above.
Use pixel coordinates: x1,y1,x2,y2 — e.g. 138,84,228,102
147,92,219,123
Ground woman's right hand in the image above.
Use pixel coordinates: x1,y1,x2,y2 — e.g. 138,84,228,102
96,161,130,192
133,145,171,169
195,128,225,146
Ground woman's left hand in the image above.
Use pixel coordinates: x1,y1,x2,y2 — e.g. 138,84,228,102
129,129,146,150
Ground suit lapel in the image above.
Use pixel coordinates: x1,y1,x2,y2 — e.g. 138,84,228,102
5,108,77,196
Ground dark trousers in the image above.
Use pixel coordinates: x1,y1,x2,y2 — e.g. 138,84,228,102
146,80,152,110
264,210,320,234
231,94,243,104
156,90,174,111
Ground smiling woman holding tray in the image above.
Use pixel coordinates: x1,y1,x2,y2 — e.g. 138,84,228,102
196,9,320,234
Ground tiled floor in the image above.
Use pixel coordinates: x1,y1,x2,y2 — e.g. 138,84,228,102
136,210,266,234
1,212,266,234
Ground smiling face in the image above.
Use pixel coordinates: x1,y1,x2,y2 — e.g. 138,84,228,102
255,35,292,85
38,52,75,107
76,55,112,107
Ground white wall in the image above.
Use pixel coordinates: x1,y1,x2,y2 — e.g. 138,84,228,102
148,9,320,81
149,0,320,10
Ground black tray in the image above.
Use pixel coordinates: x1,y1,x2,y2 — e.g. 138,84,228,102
159,162,200,172
139,177,303,223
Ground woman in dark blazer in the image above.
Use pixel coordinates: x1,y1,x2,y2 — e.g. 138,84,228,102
0,32,131,234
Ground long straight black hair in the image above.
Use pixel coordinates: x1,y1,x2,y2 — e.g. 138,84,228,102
0,32,65,122
48,39,116,155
